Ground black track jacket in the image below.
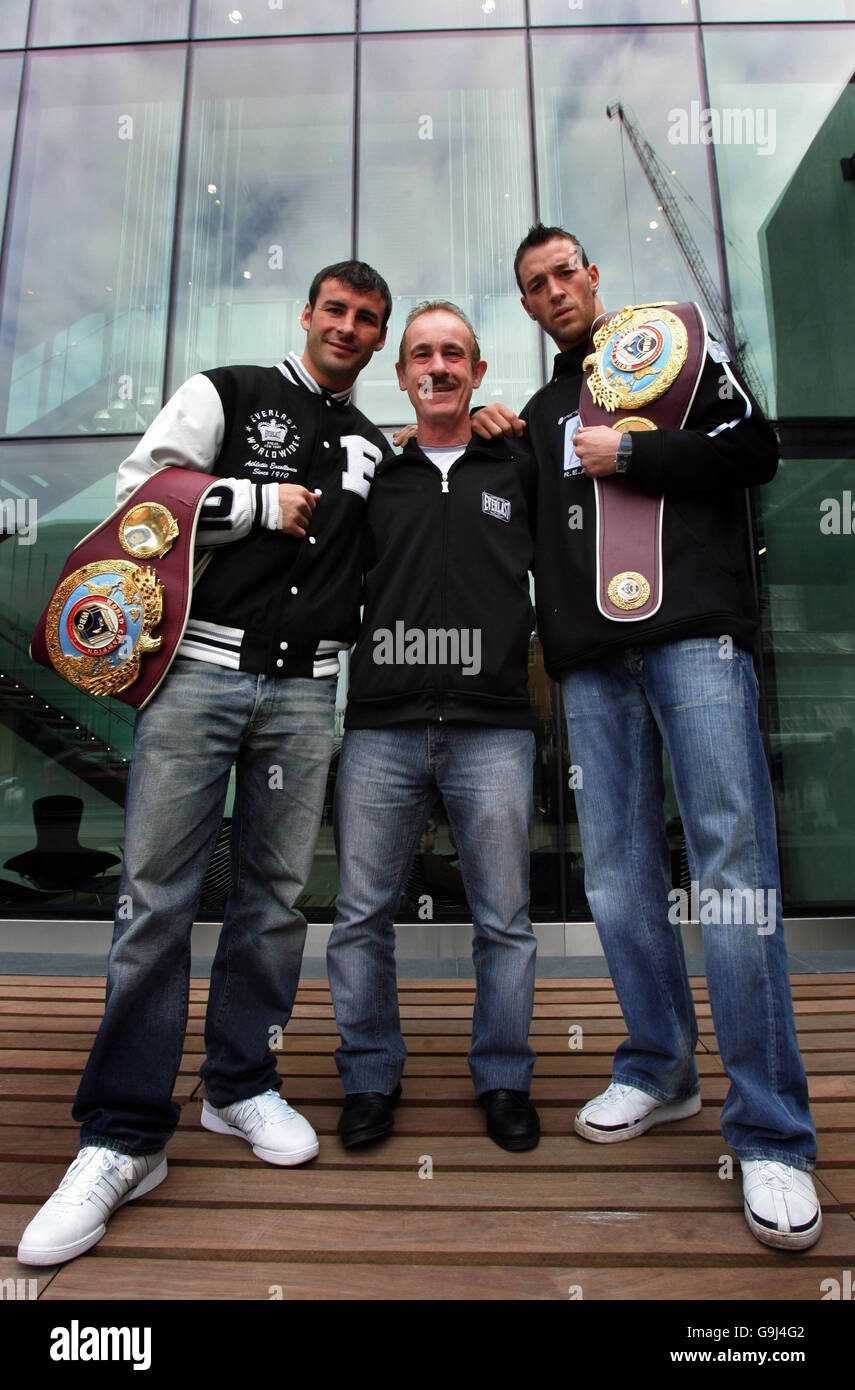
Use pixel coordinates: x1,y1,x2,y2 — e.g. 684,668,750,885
525,336,778,678
345,433,537,729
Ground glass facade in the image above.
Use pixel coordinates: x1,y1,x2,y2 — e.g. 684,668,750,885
0,7,852,928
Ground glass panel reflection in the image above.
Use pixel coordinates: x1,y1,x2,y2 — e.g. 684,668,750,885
0,54,22,237
532,28,722,330
702,2,853,19
361,0,524,29
703,25,855,415
531,0,693,23
357,31,539,425
0,439,135,918
756,429,855,909
0,0,29,49
30,0,189,45
194,0,355,37
170,38,354,386
0,47,184,438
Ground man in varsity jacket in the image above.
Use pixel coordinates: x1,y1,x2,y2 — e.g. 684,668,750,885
18,261,393,1267
471,224,820,1250
326,300,541,1153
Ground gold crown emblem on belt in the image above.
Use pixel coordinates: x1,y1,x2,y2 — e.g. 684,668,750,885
583,304,688,413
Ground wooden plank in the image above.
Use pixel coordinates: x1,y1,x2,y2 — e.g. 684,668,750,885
0,1256,59,1297
4,1161,820,1212
2,1090,854,1134
157,1073,855,1108
812,1168,855,1207
0,1043,722,1073
3,1124,853,1170
33,1256,852,1301
3,1202,852,1262
0,1053,730,1085
1,1083,848,1133
5,1046,852,1079
0,1076,198,1102
0,1125,763,1168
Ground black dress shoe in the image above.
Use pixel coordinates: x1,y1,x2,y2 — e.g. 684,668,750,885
337,1084,402,1149
479,1089,540,1152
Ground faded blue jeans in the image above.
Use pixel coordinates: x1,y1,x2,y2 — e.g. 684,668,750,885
562,637,816,1169
327,724,537,1096
73,658,336,1155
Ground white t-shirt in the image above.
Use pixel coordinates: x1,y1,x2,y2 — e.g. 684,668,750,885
421,445,467,479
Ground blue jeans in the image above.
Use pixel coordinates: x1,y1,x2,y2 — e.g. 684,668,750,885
73,658,336,1156
562,638,816,1169
327,724,537,1096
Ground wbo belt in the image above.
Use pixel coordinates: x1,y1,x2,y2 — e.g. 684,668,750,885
580,300,707,621
30,467,220,710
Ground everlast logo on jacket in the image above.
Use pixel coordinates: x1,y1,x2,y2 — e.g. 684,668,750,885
482,491,511,522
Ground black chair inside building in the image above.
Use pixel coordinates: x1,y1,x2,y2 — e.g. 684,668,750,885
4,795,121,892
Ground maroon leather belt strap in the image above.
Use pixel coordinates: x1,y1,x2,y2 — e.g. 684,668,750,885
579,301,707,622
31,467,220,710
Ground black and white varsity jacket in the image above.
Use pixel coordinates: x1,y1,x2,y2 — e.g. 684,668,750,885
345,434,538,729
116,352,393,679
524,337,779,678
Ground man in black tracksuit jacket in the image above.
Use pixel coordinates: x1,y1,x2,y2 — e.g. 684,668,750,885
472,223,820,1251
326,299,542,1153
19,261,395,1269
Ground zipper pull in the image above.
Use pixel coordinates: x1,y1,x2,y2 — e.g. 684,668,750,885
441,477,449,494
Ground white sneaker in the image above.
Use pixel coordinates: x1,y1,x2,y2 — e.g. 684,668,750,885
574,1080,701,1143
201,1089,319,1166
17,1145,167,1267
741,1160,823,1250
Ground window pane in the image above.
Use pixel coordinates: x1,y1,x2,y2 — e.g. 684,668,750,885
30,0,189,45
170,37,354,386
0,439,135,920
704,24,855,416
0,47,184,438
357,32,538,425
756,428,855,910
0,0,29,49
702,1,853,19
532,29,723,327
531,0,693,23
0,54,22,234
194,0,355,37
361,0,524,29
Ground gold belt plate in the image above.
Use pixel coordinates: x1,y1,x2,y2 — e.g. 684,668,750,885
584,305,688,413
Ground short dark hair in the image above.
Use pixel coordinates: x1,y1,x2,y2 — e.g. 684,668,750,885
307,260,392,328
513,224,589,295
398,300,481,369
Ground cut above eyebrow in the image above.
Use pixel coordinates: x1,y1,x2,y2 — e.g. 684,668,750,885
525,256,582,292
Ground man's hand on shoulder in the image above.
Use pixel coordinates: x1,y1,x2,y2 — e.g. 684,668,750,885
574,425,623,477
471,402,526,439
392,423,418,447
278,484,319,537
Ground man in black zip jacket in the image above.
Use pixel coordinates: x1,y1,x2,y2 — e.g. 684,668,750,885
472,223,820,1250
326,300,541,1152
19,261,394,1268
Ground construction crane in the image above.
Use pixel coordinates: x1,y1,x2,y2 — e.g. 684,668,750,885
606,101,768,412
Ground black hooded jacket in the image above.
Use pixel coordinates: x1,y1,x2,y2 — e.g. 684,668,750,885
524,336,778,678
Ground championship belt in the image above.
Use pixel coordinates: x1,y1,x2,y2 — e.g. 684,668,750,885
30,467,220,710
580,301,707,621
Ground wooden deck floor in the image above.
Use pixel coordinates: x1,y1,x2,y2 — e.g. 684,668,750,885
0,973,853,1301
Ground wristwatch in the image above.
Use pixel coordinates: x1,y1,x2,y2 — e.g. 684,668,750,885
615,432,633,474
